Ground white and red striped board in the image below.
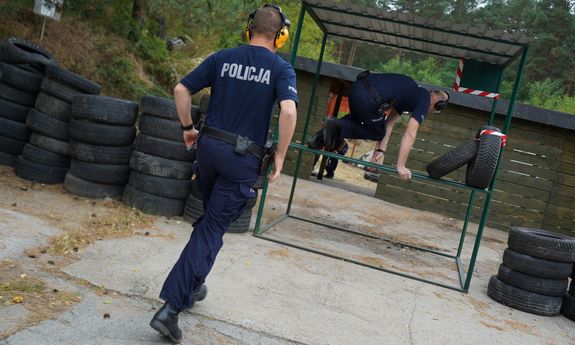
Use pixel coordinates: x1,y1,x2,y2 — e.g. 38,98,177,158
453,58,500,99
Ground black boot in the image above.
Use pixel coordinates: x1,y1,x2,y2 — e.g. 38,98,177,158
194,284,208,303
150,302,182,344
323,118,342,150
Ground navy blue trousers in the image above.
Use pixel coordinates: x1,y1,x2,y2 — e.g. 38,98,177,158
159,136,259,311
340,79,387,141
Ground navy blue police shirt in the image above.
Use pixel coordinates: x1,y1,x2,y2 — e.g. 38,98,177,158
365,73,430,124
180,45,298,146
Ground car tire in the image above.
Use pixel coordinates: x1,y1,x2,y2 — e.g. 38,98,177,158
64,172,124,199
426,140,479,179
129,150,193,180
465,131,502,189
68,119,136,146
508,227,575,262
487,275,562,316
122,184,185,217
15,155,67,184
71,95,138,125
502,248,573,280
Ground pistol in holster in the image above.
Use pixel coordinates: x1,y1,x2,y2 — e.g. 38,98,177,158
254,140,277,189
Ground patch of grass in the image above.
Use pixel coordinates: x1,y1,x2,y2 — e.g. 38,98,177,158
48,205,154,256
0,261,81,338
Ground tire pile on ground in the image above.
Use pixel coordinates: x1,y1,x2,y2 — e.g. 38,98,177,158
183,177,258,233
64,95,137,198
0,37,55,167
426,125,503,189
487,227,575,318
122,95,198,216
17,64,102,184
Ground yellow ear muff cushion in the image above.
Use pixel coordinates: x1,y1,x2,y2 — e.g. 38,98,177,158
275,27,289,49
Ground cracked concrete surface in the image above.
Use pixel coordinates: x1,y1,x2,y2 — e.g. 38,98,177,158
1,174,574,344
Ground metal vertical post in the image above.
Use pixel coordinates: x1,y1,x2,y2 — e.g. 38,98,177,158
286,32,328,214
290,4,306,66
502,48,529,134
456,190,476,258
488,70,504,125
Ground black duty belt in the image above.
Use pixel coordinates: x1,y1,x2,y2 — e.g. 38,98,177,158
201,126,265,160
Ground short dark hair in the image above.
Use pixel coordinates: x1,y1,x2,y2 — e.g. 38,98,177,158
251,6,282,40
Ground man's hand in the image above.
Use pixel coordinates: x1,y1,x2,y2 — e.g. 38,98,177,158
268,154,284,183
371,150,384,163
183,129,199,149
397,165,411,180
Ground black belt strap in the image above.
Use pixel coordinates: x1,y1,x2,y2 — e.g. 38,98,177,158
356,70,395,112
201,126,265,159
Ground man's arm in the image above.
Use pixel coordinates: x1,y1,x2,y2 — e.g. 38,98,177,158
396,117,419,180
268,99,297,183
371,110,400,163
174,83,199,147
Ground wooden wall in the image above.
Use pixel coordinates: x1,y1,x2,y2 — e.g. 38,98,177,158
375,104,575,235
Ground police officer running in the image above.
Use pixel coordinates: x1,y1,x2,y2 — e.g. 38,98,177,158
150,4,298,343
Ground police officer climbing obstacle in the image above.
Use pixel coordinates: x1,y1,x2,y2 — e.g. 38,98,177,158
149,4,298,344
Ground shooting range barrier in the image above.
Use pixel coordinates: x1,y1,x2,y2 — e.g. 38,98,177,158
254,0,530,292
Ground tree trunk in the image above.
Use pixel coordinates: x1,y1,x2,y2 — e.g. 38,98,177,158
132,0,146,25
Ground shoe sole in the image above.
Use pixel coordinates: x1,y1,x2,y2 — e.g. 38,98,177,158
150,319,182,344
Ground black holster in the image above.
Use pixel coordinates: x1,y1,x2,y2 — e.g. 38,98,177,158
254,140,277,189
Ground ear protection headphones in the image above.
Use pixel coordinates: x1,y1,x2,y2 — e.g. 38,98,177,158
434,91,449,112
246,4,291,49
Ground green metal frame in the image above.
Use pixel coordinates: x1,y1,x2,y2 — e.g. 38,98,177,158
253,2,529,293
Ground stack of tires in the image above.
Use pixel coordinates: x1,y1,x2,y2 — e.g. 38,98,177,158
17,64,102,184
0,37,56,167
183,177,258,233
64,95,137,198
426,125,503,189
487,227,575,317
122,96,198,216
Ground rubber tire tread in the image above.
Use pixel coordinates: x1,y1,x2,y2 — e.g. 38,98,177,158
227,210,252,233
0,81,36,106
508,227,575,262
128,170,191,199
22,143,70,168
71,95,138,125
426,140,479,179
129,150,193,180
64,172,124,199
0,116,30,141
40,78,81,103
35,91,71,122
0,61,43,93
486,275,562,316
139,114,183,142
0,37,57,66
0,151,16,166
139,95,178,120
29,133,69,156
465,133,501,189
134,134,195,162
0,97,30,123
69,141,132,165
497,264,568,297
122,184,185,217
68,119,136,146
0,135,26,154
44,64,101,95
70,160,130,185
502,248,573,279
26,109,69,141
15,155,67,184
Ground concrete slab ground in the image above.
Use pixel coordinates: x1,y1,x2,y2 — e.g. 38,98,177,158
1,171,574,345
